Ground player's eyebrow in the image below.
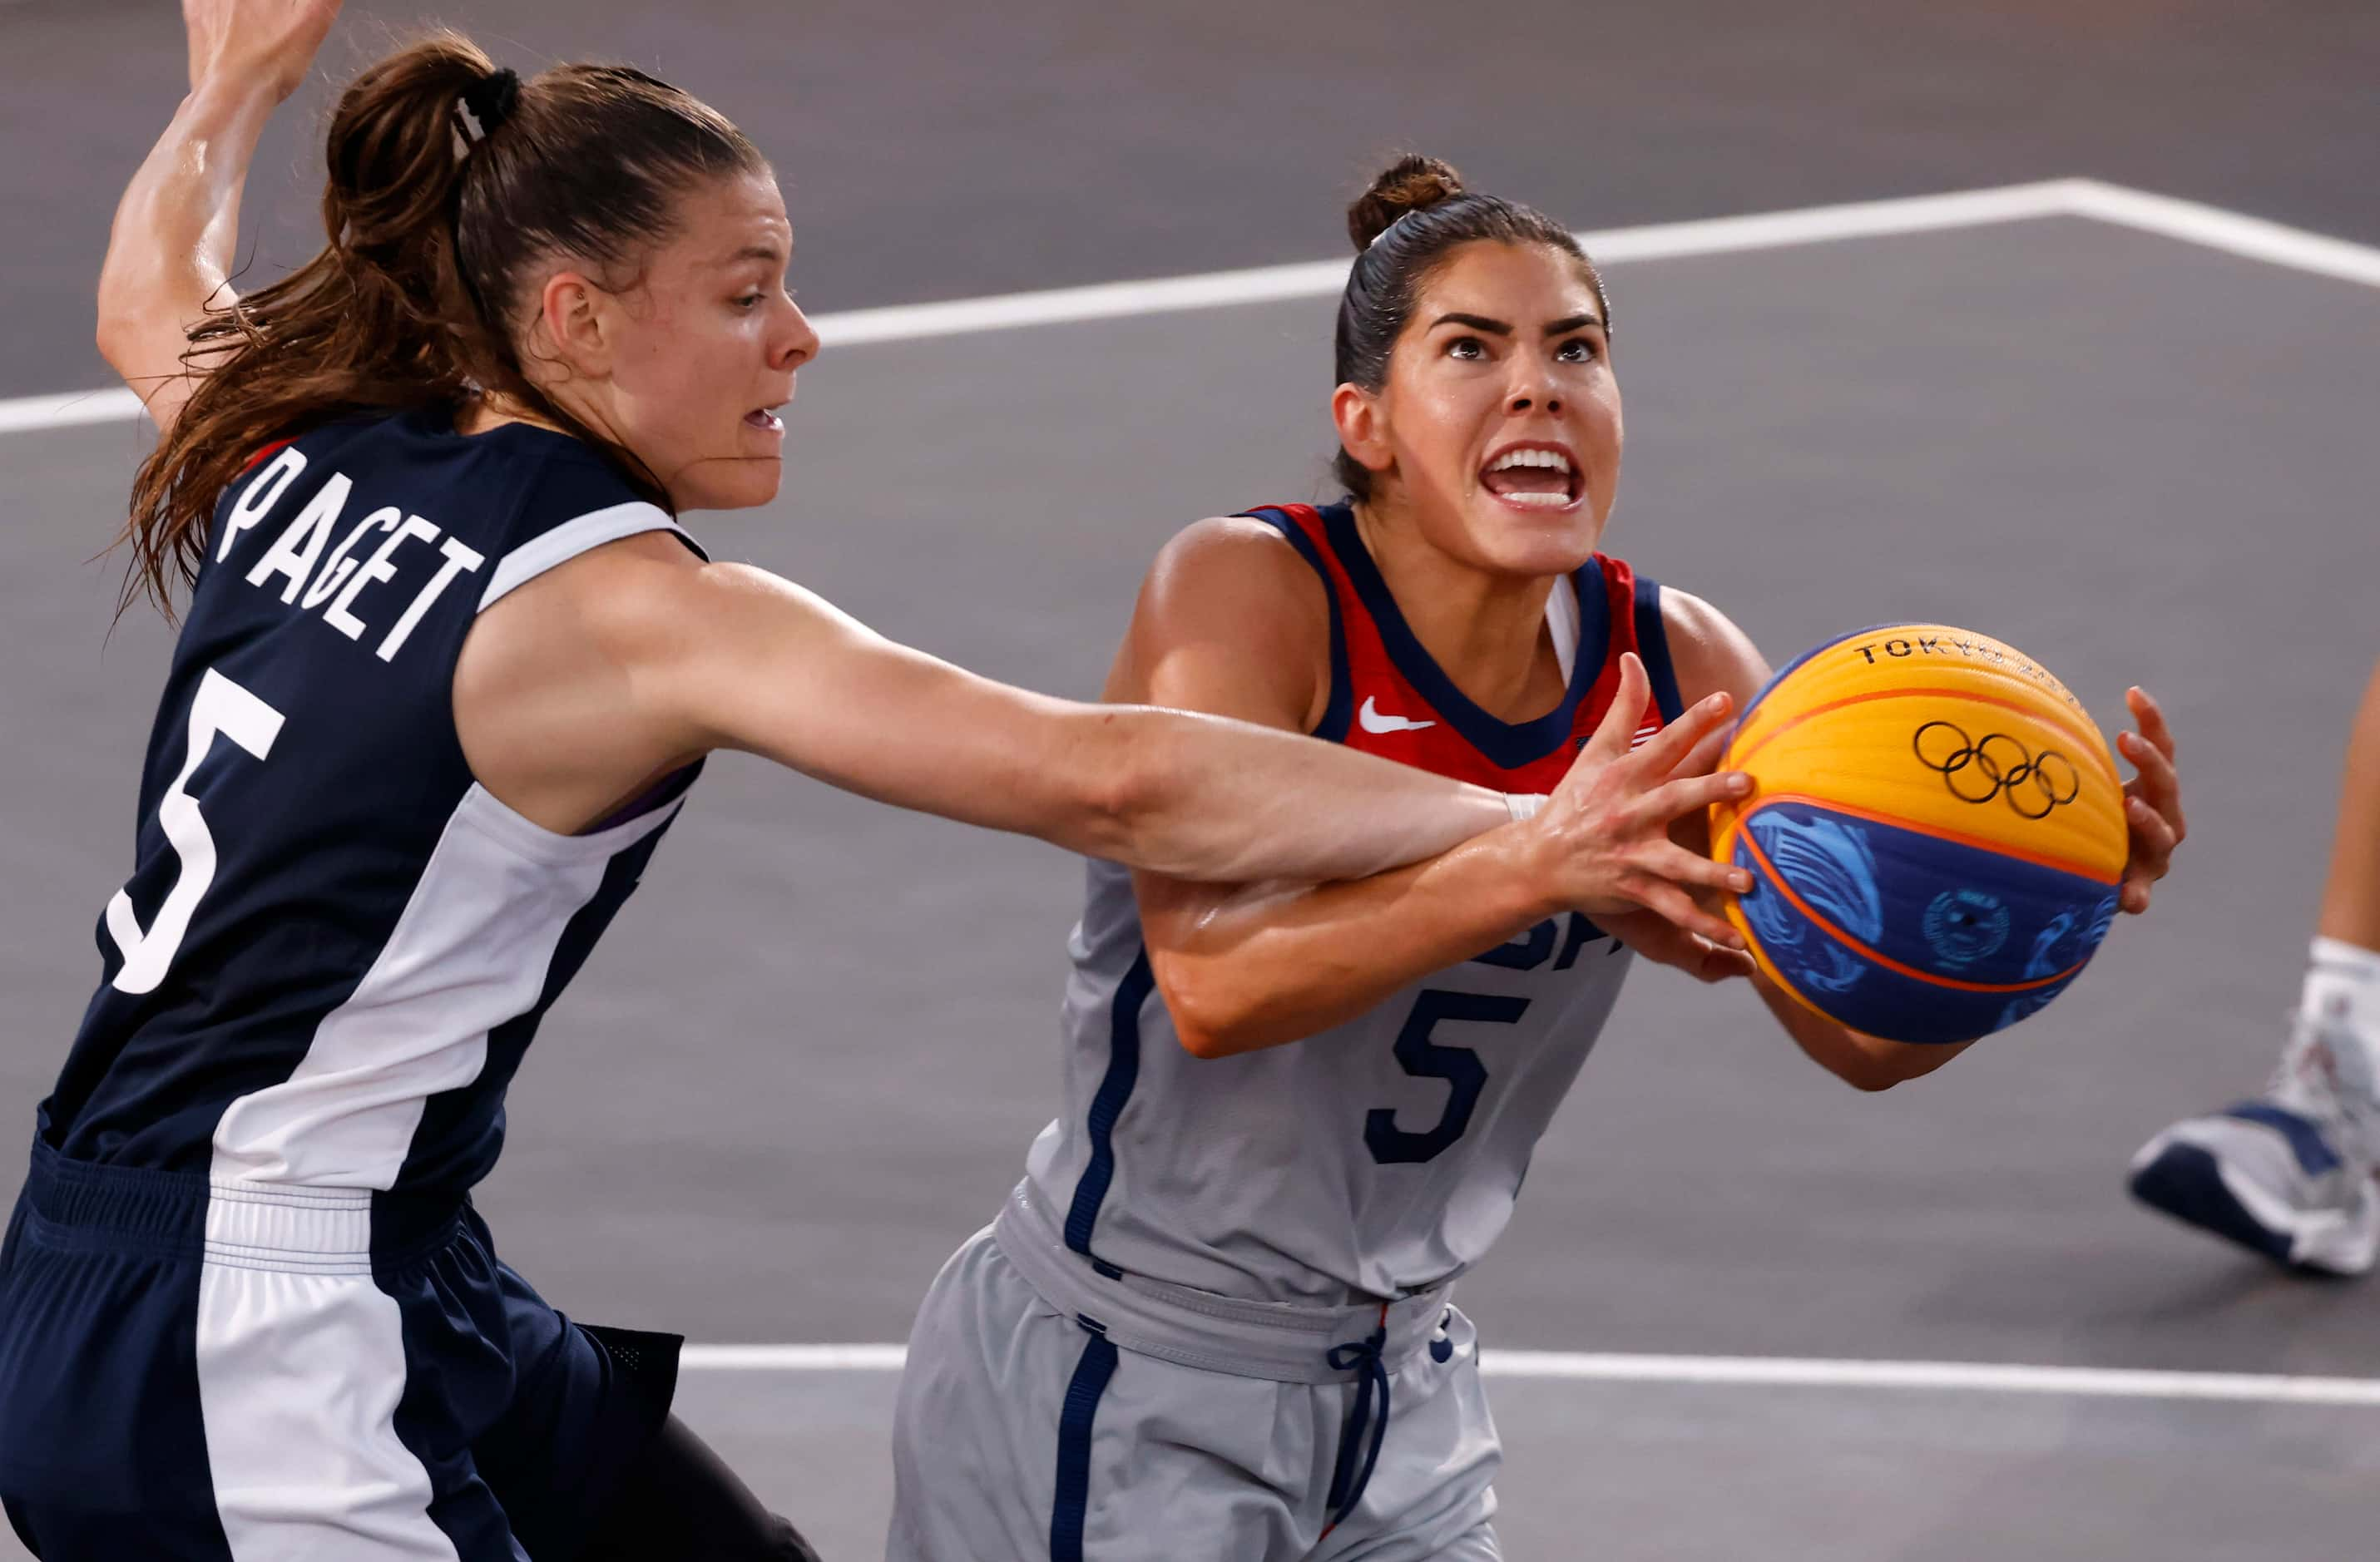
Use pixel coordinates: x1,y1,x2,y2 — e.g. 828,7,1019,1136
1544,313,1605,335
1430,312,1512,336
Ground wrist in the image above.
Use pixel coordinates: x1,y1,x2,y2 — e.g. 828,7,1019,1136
1492,805,1574,924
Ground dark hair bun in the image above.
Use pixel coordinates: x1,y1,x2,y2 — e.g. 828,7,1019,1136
1346,155,1467,251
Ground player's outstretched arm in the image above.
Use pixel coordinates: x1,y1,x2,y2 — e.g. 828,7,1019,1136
96,0,342,437
471,532,1519,885
675,567,1526,882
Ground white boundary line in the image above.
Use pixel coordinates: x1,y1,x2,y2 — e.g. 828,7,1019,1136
0,386,147,436
2061,178,2380,292
816,178,2086,345
9,177,2377,440
678,1342,2380,1407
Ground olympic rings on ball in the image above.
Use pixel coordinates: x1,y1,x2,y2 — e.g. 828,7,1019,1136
1912,720,2081,819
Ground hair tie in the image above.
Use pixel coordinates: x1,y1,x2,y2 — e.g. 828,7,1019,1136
459,67,520,143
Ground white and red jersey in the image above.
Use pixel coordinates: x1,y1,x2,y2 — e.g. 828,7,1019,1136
1012,502,1689,1305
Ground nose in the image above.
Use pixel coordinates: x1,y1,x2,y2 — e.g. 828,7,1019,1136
778,299,821,370
1507,362,1561,416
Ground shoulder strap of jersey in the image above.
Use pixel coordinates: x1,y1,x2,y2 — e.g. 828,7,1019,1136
1591,552,1686,724
476,443,706,614
1235,504,1353,741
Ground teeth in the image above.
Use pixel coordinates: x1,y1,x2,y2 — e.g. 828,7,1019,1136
1498,490,1573,509
1488,447,1572,473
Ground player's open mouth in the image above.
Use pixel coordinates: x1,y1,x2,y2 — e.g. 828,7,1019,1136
1478,442,1581,512
744,405,785,433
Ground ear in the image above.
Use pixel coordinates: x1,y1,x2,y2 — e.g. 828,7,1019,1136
530,270,616,381
1330,382,1393,482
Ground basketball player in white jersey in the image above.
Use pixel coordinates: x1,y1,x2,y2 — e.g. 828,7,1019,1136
0,12,1745,1559
887,158,2189,1560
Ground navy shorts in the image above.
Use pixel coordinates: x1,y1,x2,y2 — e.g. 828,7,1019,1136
0,1138,679,1561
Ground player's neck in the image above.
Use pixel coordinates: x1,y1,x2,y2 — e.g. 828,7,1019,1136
454,392,573,438
1351,501,1567,723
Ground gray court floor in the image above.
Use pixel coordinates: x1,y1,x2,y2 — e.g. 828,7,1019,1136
657,1367,2380,1561
4,205,2379,1558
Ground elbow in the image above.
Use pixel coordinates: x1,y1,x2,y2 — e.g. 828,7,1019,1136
1165,990,1246,1063
95,266,150,362
1154,966,1263,1061
94,310,136,378
1838,1064,1903,1094
94,295,177,384
1175,1026,1238,1063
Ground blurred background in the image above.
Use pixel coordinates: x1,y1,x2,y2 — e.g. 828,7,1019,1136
6,0,2378,399
4,3,2378,1557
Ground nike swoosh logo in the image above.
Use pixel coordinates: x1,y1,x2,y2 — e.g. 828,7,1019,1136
1358,696,1437,734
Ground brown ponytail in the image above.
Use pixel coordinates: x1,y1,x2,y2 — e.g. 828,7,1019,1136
119,31,763,619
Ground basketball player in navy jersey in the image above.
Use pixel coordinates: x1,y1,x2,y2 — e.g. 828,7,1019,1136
887,158,2190,1560
0,12,1754,1560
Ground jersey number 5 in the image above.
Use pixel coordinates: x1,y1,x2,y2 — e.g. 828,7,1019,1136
1364,990,1531,1165
105,669,285,995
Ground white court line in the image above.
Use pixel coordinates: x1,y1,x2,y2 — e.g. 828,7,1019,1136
0,386,146,436
2061,179,2380,293
11,176,2378,439
0,180,2084,433
677,1343,2380,1407
816,179,2085,344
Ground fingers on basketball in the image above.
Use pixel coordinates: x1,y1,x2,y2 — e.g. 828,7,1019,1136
1631,771,1750,833
1626,685,1731,780
2125,685,2176,759
1637,839,1747,898
1625,875,1743,948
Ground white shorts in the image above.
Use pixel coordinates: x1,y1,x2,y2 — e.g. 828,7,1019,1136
887,1214,1501,1562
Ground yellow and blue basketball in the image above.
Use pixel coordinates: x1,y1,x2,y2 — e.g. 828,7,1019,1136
1708,625,2129,1045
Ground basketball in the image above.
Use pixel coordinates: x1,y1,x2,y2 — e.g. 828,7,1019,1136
1707,625,2130,1045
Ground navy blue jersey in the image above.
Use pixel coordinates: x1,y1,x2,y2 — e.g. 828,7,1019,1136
42,405,704,1197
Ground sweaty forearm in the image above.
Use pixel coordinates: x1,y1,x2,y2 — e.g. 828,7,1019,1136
97,79,277,380
1147,826,1560,1056
1102,705,1517,884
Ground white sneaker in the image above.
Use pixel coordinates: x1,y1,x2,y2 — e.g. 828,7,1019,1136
2128,1006,2380,1276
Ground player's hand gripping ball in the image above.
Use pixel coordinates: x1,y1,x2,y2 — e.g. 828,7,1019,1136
1706,625,2129,1045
